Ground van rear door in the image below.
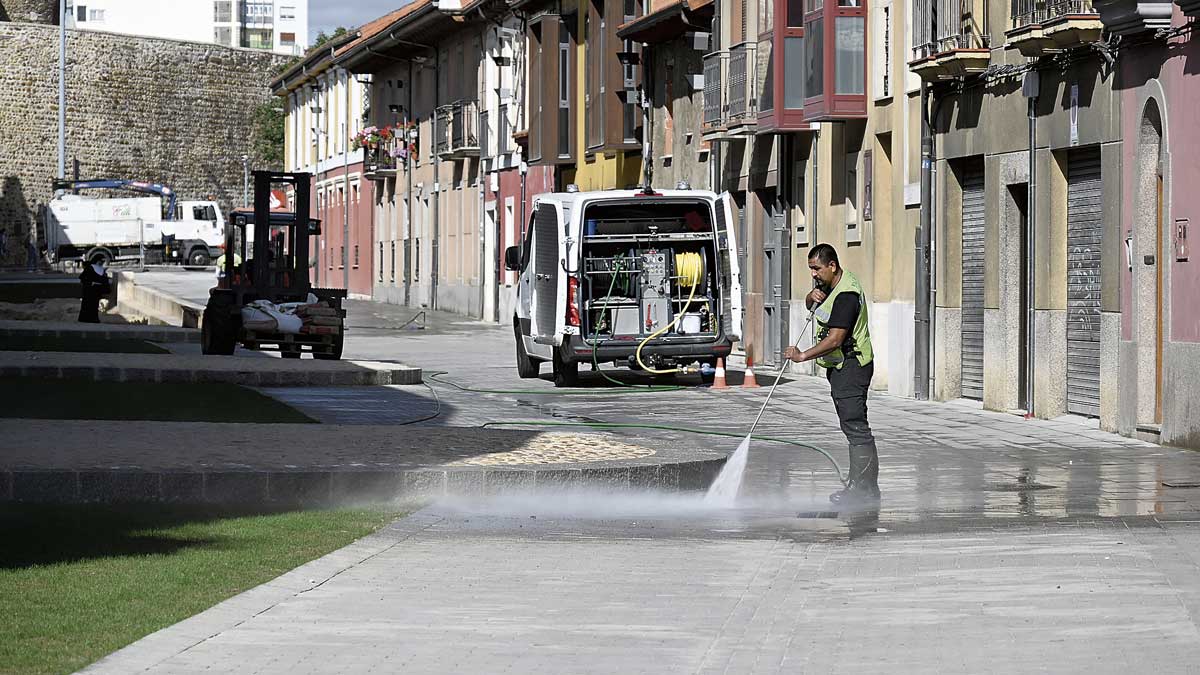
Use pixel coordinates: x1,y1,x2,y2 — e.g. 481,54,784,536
715,192,743,341
531,200,566,346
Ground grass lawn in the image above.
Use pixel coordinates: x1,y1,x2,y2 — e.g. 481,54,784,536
0,379,315,423
0,505,405,675
0,335,169,354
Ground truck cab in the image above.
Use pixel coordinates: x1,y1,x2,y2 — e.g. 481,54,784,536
158,200,226,266
505,188,743,387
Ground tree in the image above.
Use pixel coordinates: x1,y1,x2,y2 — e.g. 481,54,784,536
312,27,349,48
252,99,285,169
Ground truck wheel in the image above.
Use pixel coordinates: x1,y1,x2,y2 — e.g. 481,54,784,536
188,249,211,266
84,247,113,266
514,322,539,379
552,349,578,388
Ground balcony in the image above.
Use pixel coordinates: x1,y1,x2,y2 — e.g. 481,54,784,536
701,50,729,138
727,42,757,133
1007,0,1101,57
909,0,992,82
1091,0,1172,34
435,100,481,160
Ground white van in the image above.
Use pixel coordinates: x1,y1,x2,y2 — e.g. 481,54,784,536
504,188,743,386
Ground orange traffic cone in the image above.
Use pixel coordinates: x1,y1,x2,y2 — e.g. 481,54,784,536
742,356,761,389
712,357,728,389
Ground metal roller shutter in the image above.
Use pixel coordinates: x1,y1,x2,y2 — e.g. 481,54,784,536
961,162,986,400
1067,149,1102,417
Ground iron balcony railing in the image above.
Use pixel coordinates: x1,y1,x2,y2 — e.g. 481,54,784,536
702,50,727,129
913,0,990,61
728,42,756,122
451,99,480,155
1012,0,1095,27
435,104,452,157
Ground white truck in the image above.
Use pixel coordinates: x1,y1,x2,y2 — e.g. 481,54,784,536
45,179,226,267
504,187,743,387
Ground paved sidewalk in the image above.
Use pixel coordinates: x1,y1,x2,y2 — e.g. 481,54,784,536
79,278,1200,673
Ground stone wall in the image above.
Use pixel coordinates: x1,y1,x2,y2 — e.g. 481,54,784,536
0,23,287,263
0,0,57,24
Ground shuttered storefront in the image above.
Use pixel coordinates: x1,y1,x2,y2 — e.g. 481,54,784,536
1067,148,1103,417
961,162,986,400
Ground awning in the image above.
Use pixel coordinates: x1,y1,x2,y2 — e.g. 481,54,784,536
616,0,713,44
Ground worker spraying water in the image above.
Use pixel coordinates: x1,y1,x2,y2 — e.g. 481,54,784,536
705,243,878,510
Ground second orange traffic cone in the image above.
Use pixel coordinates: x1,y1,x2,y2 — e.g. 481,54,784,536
742,356,760,389
712,358,728,389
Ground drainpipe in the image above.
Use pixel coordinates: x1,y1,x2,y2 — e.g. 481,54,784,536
1025,76,1038,415
405,59,414,307
915,81,933,401
642,46,654,191
432,47,441,310
343,74,351,293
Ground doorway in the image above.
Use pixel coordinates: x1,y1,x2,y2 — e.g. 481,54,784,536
1009,183,1030,411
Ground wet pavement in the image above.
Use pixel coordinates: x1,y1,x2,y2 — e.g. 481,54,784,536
81,282,1200,673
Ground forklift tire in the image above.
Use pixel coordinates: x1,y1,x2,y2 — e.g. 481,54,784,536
201,306,236,356
313,333,344,360
514,323,540,379
552,349,578,388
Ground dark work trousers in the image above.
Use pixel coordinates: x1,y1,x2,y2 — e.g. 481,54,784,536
826,359,876,447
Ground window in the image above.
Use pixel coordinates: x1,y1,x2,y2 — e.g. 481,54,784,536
805,18,824,97
558,22,571,158
193,205,217,221
788,0,804,26
339,245,345,269
88,9,104,21
76,5,86,21
390,241,396,282
214,27,232,45
760,0,775,34
784,36,805,108
243,28,273,49
280,5,296,20
835,16,865,95
214,1,232,23
863,149,873,221
845,152,859,226
379,243,384,282
354,244,359,268
280,32,295,45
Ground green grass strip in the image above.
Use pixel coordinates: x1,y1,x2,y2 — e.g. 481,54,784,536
0,505,404,675
0,379,316,423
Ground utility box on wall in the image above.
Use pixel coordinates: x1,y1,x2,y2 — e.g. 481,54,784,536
802,0,867,122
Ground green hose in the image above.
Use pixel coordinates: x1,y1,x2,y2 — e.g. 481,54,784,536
481,419,848,486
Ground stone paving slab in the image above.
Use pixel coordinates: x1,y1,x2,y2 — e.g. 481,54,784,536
0,420,725,506
0,319,200,343
0,351,420,385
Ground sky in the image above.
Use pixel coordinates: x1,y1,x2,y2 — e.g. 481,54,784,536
308,0,412,45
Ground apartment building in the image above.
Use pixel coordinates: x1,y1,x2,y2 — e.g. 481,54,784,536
66,0,307,55
272,27,373,296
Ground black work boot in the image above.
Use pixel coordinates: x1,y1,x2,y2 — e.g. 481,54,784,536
829,442,881,509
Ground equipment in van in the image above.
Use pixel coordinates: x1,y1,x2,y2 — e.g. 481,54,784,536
505,188,744,387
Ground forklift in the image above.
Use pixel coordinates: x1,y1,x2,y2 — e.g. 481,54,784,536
200,171,347,359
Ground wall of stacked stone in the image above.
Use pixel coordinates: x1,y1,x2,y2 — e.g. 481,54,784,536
0,22,288,264
0,0,57,24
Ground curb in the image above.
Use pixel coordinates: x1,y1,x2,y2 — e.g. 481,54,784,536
0,360,422,386
0,321,200,344
112,271,205,328
0,459,726,506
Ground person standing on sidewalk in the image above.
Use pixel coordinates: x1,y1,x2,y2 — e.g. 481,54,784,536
78,253,112,323
782,243,880,507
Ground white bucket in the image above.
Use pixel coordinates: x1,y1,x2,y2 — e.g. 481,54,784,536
680,313,702,334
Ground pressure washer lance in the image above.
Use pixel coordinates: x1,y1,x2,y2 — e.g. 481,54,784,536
704,308,845,506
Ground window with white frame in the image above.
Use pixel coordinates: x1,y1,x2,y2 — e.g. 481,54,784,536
280,5,296,20
214,1,232,23
88,8,104,21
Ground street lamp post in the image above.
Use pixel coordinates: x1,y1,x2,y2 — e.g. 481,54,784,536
241,155,249,207
58,0,66,183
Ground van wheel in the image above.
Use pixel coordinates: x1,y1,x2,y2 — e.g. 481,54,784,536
514,322,540,379
553,349,578,388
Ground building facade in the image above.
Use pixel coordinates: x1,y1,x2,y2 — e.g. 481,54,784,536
273,28,373,297
66,0,307,55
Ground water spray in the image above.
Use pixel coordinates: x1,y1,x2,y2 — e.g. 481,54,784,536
704,309,838,506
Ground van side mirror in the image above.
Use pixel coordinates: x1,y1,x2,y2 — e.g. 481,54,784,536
504,245,521,271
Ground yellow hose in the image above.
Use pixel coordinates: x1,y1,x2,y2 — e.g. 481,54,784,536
635,251,703,374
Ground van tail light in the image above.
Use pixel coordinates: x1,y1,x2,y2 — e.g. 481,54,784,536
566,277,581,327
